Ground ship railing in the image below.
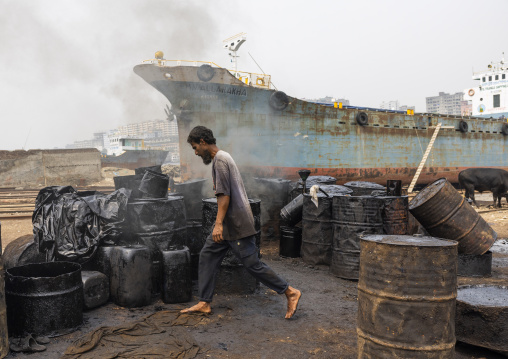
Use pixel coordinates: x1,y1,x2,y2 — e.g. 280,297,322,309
233,71,271,89
142,59,272,89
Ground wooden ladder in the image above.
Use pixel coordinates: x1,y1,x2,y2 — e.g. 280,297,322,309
408,123,442,193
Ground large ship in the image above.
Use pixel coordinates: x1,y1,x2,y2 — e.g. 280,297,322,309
464,54,508,119
133,36,508,186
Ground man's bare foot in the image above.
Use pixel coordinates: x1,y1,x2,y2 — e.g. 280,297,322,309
180,301,212,314
284,286,301,319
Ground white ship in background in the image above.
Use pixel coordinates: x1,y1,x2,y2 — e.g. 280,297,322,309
465,54,508,119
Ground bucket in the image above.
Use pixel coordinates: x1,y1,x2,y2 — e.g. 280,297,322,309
409,178,496,254
5,262,83,337
113,174,145,199
110,245,152,307
138,170,169,198
280,226,302,258
330,196,384,280
162,246,192,304
358,235,457,358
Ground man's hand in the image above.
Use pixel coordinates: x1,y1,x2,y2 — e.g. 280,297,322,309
213,221,224,243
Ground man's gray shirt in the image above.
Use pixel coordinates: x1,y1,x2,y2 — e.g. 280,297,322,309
212,150,256,241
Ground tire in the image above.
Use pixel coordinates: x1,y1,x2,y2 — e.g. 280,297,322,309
356,112,368,126
197,64,215,82
459,120,468,133
502,123,508,135
269,91,289,111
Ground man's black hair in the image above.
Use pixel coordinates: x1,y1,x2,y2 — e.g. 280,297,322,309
187,126,216,145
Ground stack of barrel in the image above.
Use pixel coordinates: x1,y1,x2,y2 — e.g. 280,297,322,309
202,197,261,294
280,176,339,258
100,166,192,306
286,178,410,281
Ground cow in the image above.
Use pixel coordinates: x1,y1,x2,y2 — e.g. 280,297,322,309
458,168,508,208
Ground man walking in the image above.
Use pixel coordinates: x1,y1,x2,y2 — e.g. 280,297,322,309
181,126,301,319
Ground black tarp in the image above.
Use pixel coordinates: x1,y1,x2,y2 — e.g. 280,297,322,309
32,186,129,262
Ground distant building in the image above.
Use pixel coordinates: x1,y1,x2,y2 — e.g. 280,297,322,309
67,132,106,151
379,101,415,112
426,92,464,115
380,101,399,111
118,120,178,138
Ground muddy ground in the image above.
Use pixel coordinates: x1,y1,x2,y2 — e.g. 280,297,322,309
1,193,508,358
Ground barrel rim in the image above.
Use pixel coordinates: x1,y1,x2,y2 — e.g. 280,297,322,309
128,196,184,204
6,261,81,279
361,234,457,247
408,178,447,209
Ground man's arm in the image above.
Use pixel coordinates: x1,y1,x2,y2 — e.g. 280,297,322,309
213,194,230,243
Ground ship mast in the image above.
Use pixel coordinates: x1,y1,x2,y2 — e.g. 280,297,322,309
223,32,246,78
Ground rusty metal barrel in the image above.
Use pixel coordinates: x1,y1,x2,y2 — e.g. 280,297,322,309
0,221,8,359
377,196,409,235
358,235,457,358
330,196,384,280
409,178,496,254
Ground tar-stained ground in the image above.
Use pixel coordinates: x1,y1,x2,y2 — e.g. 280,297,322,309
2,194,508,359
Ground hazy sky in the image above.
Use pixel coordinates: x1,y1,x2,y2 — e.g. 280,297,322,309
1,0,506,151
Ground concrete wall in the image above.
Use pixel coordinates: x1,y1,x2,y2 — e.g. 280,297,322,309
0,149,101,187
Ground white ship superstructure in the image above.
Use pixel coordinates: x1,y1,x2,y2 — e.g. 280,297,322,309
465,54,508,119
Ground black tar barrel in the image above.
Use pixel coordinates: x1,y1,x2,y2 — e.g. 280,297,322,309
357,235,457,358
301,185,353,266
456,285,508,354
458,251,492,277
110,245,153,307
289,176,337,201
174,179,209,220
5,262,84,337
0,256,8,358
186,219,204,280
162,246,192,304
202,197,261,294
344,181,386,196
280,194,304,227
330,196,384,280
253,178,291,238
279,226,302,258
409,178,496,255
82,244,116,279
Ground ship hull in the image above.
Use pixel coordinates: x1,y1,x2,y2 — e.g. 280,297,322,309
134,63,508,185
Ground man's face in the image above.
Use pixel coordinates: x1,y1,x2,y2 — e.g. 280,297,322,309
191,140,212,165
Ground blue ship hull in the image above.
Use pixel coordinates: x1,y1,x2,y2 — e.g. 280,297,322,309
134,63,508,185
